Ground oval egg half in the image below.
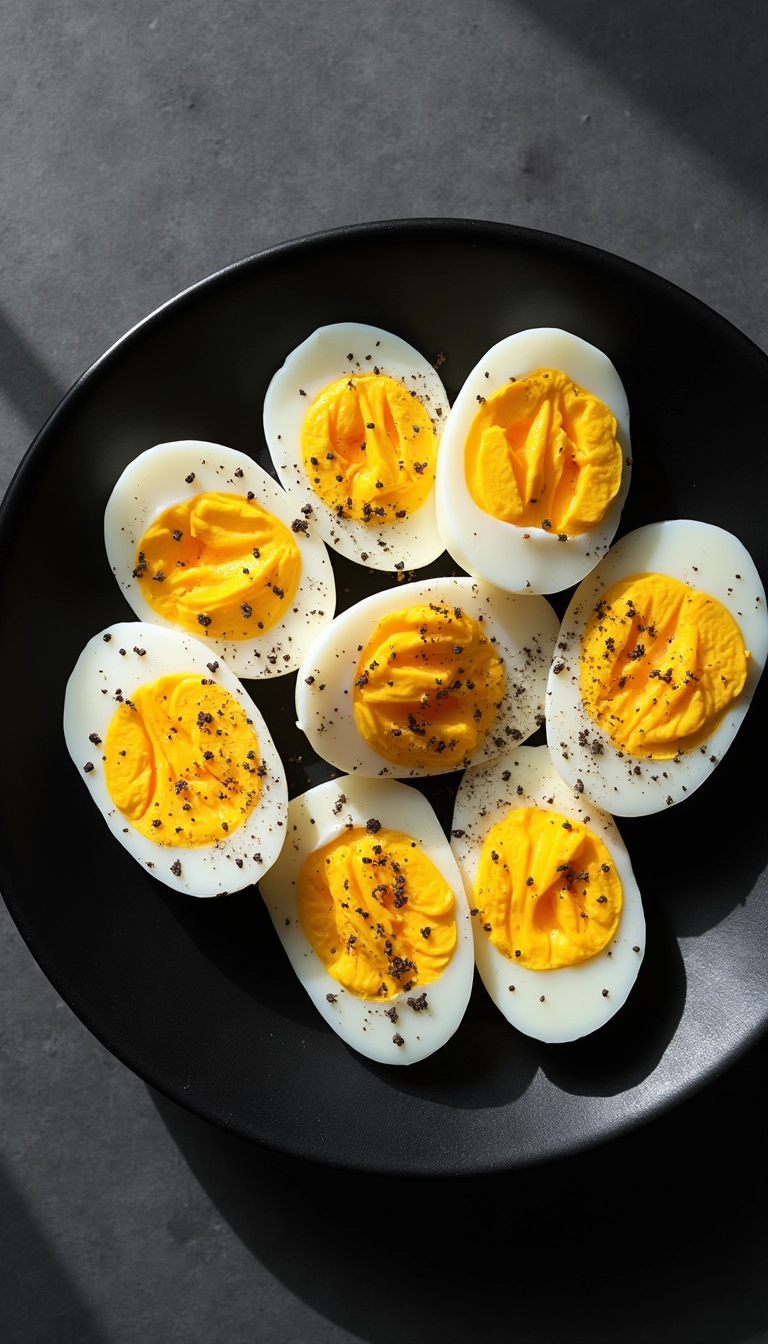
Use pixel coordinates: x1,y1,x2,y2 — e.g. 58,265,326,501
295,576,560,778
436,328,631,594
451,745,645,1042
64,622,288,896
105,440,335,678
259,776,474,1065
545,520,768,816
263,323,449,571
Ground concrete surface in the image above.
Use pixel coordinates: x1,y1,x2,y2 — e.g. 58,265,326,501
2,2,767,1341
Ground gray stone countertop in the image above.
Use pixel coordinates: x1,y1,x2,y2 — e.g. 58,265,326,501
2,3,767,1341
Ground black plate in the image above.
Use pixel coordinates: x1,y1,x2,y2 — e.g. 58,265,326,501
2,219,766,1175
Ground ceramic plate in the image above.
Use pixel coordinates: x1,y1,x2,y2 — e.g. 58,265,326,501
1,220,766,1174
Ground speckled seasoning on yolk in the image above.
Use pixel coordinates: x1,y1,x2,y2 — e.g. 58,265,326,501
296,826,457,1000
352,602,506,769
300,372,436,524
134,492,301,639
474,807,623,970
103,672,262,845
464,367,622,536
579,573,748,758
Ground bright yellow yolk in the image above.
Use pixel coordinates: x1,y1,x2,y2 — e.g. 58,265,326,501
352,602,506,770
134,492,301,639
474,808,622,969
296,826,457,1000
580,573,749,758
103,672,262,846
301,373,436,525
465,368,622,536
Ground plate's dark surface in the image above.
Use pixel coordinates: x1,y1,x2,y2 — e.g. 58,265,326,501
1,219,766,1176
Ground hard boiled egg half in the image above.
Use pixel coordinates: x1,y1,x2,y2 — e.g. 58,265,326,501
263,323,449,571
451,746,645,1042
295,576,560,778
105,440,335,678
259,776,474,1064
546,520,768,815
64,622,288,896
436,328,631,594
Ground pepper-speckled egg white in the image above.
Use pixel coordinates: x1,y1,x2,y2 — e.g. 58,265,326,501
63,622,288,896
104,440,336,678
259,776,475,1065
436,329,631,594
263,323,449,571
295,576,560,778
545,520,768,817
450,745,645,1042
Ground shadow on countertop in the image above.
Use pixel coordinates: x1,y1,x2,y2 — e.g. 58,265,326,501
0,1163,107,1344
152,1030,768,1344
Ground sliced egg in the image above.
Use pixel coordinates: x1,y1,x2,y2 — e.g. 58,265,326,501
451,745,645,1042
104,440,336,678
64,621,288,896
546,520,768,815
295,576,560,778
263,323,449,571
436,328,631,594
259,776,474,1064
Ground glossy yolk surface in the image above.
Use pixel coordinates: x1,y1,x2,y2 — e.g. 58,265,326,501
474,807,622,969
104,673,262,845
352,602,506,769
465,368,622,536
296,826,457,999
580,573,748,758
135,492,301,639
301,373,436,524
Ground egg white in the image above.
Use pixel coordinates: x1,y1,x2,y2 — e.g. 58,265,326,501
295,576,560,778
258,776,474,1065
451,745,645,1043
545,520,768,816
262,323,449,571
436,328,631,594
63,622,288,897
104,440,336,678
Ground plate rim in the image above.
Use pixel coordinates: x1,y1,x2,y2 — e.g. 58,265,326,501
4,213,765,506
